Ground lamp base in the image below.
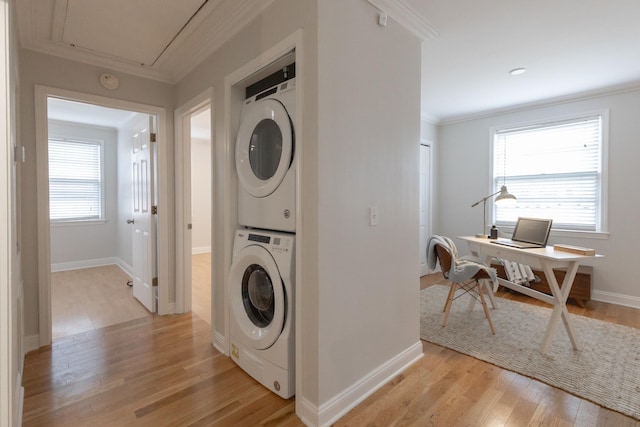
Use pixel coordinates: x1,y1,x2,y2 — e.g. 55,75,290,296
475,233,488,238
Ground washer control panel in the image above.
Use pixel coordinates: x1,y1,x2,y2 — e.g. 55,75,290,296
248,233,270,244
246,232,292,254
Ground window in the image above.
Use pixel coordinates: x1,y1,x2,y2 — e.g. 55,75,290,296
49,138,105,222
493,114,605,232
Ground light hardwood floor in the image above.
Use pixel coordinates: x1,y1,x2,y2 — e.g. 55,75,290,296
52,255,212,340
51,265,150,339
25,273,640,426
192,252,212,325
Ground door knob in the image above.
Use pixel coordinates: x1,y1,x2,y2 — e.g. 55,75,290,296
127,219,135,224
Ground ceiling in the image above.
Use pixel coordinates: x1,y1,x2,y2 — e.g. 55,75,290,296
15,0,275,82
408,0,640,122
18,0,640,123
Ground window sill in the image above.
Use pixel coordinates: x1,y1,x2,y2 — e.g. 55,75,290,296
51,219,107,227
497,226,609,241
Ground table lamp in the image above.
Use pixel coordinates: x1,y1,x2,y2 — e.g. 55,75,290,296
471,185,516,237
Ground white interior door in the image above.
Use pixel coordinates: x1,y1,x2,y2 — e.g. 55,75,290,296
419,143,431,276
131,115,157,312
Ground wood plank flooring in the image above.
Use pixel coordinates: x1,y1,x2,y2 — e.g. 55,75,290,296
24,273,640,426
52,255,212,340
192,253,212,325
51,265,150,339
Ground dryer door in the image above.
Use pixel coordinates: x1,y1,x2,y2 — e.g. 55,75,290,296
228,245,285,350
235,99,293,198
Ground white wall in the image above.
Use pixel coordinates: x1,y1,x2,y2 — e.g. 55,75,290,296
48,121,118,267
174,0,318,389
175,0,424,422
1,0,23,424
190,136,211,253
18,49,174,338
435,88,640,306
316,0,422,412
421,116,437,142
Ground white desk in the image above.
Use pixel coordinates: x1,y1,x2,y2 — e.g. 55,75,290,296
459,236,603,355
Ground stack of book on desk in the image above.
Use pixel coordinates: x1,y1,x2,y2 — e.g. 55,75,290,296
553,244,596,255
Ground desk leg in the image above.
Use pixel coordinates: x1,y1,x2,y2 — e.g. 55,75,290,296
539,261,582,354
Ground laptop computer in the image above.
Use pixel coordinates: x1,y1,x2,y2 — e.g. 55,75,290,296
491,217,553,249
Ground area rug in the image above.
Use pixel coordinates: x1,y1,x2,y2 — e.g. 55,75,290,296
420,285,640,421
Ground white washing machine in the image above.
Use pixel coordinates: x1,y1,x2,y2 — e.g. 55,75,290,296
228,229,295,398
235,78,296,232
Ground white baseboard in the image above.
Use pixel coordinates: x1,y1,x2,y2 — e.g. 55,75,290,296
23,334,40,354
51,257,120,272
296,396,320,427
192,247,211,255
116,258,133,277
15,373,24,427
592,289,640,309
50,257,134,278
212,330,226,355
297,341,424,427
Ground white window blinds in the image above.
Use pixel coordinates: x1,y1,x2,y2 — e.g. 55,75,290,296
49,139,104,221
493,115,603,232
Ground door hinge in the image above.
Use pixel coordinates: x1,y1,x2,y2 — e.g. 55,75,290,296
152,277,158,286
150,132,157,143
151,205,158,215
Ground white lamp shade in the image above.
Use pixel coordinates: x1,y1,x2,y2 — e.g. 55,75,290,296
495,185,516,204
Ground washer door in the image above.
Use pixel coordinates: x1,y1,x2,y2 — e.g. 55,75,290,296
235,99,293,198
229,245,285,350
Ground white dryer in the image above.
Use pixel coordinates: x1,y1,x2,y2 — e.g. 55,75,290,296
228,229,295,398
235,78,296,232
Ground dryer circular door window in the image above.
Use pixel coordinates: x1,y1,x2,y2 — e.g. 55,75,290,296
229,245,285,350
236,99,293,198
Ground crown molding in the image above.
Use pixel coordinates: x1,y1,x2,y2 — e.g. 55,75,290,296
18,0,433,82
365,0,439,41
165,0,276,82
420,112,440,125
23,39,173,82
438,81,640,126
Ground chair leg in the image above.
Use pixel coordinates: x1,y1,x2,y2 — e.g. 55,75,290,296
482,279,498,309
476,282,495,334
443,281,456,312
442,283,457,327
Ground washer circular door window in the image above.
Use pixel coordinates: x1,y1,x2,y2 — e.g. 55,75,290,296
236,99,293,198
229,245,285,350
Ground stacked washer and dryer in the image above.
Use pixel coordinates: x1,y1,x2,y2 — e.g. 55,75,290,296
228,67,296,399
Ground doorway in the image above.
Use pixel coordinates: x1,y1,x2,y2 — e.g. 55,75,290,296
35,86,170,347
419,141,432,276
47,99,153,338
174,89,213,331
189,106,212,325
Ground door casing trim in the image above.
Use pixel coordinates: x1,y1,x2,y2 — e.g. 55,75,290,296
35,85,169,347
174,88,213,315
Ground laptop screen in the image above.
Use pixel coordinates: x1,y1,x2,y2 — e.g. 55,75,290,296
512,217,553,246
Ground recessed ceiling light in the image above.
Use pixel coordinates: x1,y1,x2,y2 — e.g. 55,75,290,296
509,68,527,76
